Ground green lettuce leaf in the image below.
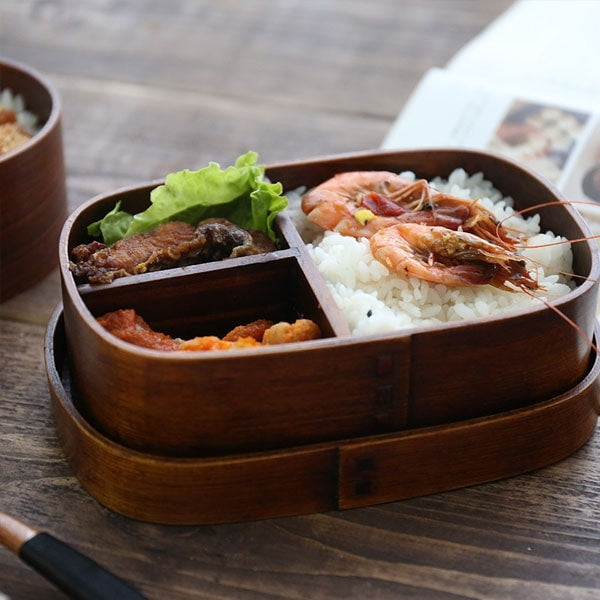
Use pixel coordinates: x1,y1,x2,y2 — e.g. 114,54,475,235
87,152,287,245
87,201,134,246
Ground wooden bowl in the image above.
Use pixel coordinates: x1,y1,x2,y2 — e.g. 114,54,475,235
45,305,600,524
57,149,600,457
0,57,67,301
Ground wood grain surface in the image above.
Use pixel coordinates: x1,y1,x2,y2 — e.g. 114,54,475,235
3,1,600,599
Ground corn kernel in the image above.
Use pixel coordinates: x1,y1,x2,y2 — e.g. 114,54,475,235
354,209,376,225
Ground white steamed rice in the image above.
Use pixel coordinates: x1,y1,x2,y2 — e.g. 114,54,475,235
285,169,574,336
0,87,39,133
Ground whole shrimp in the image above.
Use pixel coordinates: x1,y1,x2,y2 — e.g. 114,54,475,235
369,223,538,291
301,171,517,248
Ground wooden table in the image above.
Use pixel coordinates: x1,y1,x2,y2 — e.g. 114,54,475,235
2,1,599,598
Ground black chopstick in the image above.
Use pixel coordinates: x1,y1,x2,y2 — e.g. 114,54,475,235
0,512,147,599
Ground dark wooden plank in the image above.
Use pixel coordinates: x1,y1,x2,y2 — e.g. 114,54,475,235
2,0,514,117
54,75,390,209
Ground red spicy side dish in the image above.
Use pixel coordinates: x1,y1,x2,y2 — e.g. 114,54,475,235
97,309,321,351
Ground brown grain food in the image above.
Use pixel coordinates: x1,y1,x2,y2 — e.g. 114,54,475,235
0,107,32,155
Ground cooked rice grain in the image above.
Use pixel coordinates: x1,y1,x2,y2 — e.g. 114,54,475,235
0,87,38,134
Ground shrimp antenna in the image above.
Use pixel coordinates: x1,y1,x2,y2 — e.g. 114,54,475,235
518,235,600,249
497,200,600,249
520,286,599,355
519,251,596,285
556,270,598,283
502,199,600,220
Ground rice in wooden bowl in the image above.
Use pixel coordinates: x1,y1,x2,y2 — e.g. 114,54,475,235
0,57,66,301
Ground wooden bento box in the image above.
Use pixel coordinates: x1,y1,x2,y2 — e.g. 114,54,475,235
0,57,67,301
46,149,600,524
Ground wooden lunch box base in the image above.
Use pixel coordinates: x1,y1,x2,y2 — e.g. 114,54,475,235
58,149,600,458
45,306,600,525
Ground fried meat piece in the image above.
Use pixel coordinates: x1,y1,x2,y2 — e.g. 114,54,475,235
230,229,277,257
71,221,196,283
70,240,109,263
178,336,262,351
262,319,321,345
97,310,322,352
222,319,274,342
97,309,180,351
70,218,272,284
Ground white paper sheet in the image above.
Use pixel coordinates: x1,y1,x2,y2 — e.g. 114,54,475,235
382,0,600,230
